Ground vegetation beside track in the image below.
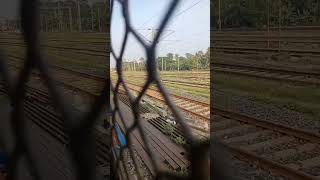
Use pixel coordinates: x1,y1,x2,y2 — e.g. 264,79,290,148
112,71,210,99
214,72,320,118
0,33,108,71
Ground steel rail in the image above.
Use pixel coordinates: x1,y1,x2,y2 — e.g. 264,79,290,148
213,45,320,55
214,108,320,180
10,60,210,123
213,62,320,77
212,62,320,86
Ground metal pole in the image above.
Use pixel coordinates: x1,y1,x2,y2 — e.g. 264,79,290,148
267,0,270,48
77,0,82,32
45,15,48,32
54,9,57,32
58,2,61,31
161,57,164,71
91,7,94,31
197,58,199,71
165,58,167,71
133,61,136,71
40,15,43,32
177,57,180,72
98,8,101,32
278,0,281,52
69,7,73,32
218,0,221,30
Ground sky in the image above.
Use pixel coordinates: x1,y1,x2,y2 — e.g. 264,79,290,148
111,0,210,67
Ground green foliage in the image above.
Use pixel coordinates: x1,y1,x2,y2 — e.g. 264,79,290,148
212,0,320,29
123,47,210,71
39,1,108,32
163,122,174,135
172,136,186,145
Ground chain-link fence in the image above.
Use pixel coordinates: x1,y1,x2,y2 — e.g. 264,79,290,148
0,0,110,179
110,0,209,179
0,0,210,179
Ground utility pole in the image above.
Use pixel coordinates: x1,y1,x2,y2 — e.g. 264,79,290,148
98,7,101,32
147,28,174,72
45,15,48,32
91,7,94,31
165,59,167,71
278,0,282,52
177,57,180,72
267,0,270,48
133,61,136,71
50,13,54,32
40,15,43,32
77,0,82,32
195,58,199,71
58,2,61,32
53,9,57,32
161,57,164,71
69,7,73,32
218,0,221,30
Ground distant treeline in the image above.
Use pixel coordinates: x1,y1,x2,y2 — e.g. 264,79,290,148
1,0,108,32
39,0,108,32
123,48,210,71
212,0,320,29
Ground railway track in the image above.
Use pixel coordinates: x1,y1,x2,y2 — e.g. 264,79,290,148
5,58,320,179
117,93,208,140
0,85,111,174
120,83,210,122
113,93,190,176
213,62,320,86
1,64,193,176
213,45,320,56
0,42,108,57
119,83,320,179
1,80,190,178
110,75,209,89
6,56,210,125
214,109,320,180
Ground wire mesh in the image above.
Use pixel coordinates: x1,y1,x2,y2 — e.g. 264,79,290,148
110,0,209,179
0,0,209,179
0,0,109,179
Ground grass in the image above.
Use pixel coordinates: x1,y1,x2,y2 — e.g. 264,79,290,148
112,71,210,98
214,72,320,118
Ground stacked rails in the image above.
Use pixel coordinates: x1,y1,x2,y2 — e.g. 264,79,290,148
113,93,190,176
0,84,111,169
1,63,192,176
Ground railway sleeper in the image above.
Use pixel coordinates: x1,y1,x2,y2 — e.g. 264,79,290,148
243,136,295,152
25,99,111,165
213,125,253,138
270,143,318,160
223,130,273,144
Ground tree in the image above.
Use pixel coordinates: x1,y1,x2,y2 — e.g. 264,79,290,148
167,53,174,60
212,0,320,29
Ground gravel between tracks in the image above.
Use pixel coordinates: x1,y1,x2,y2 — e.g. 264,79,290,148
213,89,320,135
212,140,286,180
231,156,287,180
213,88,320,179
